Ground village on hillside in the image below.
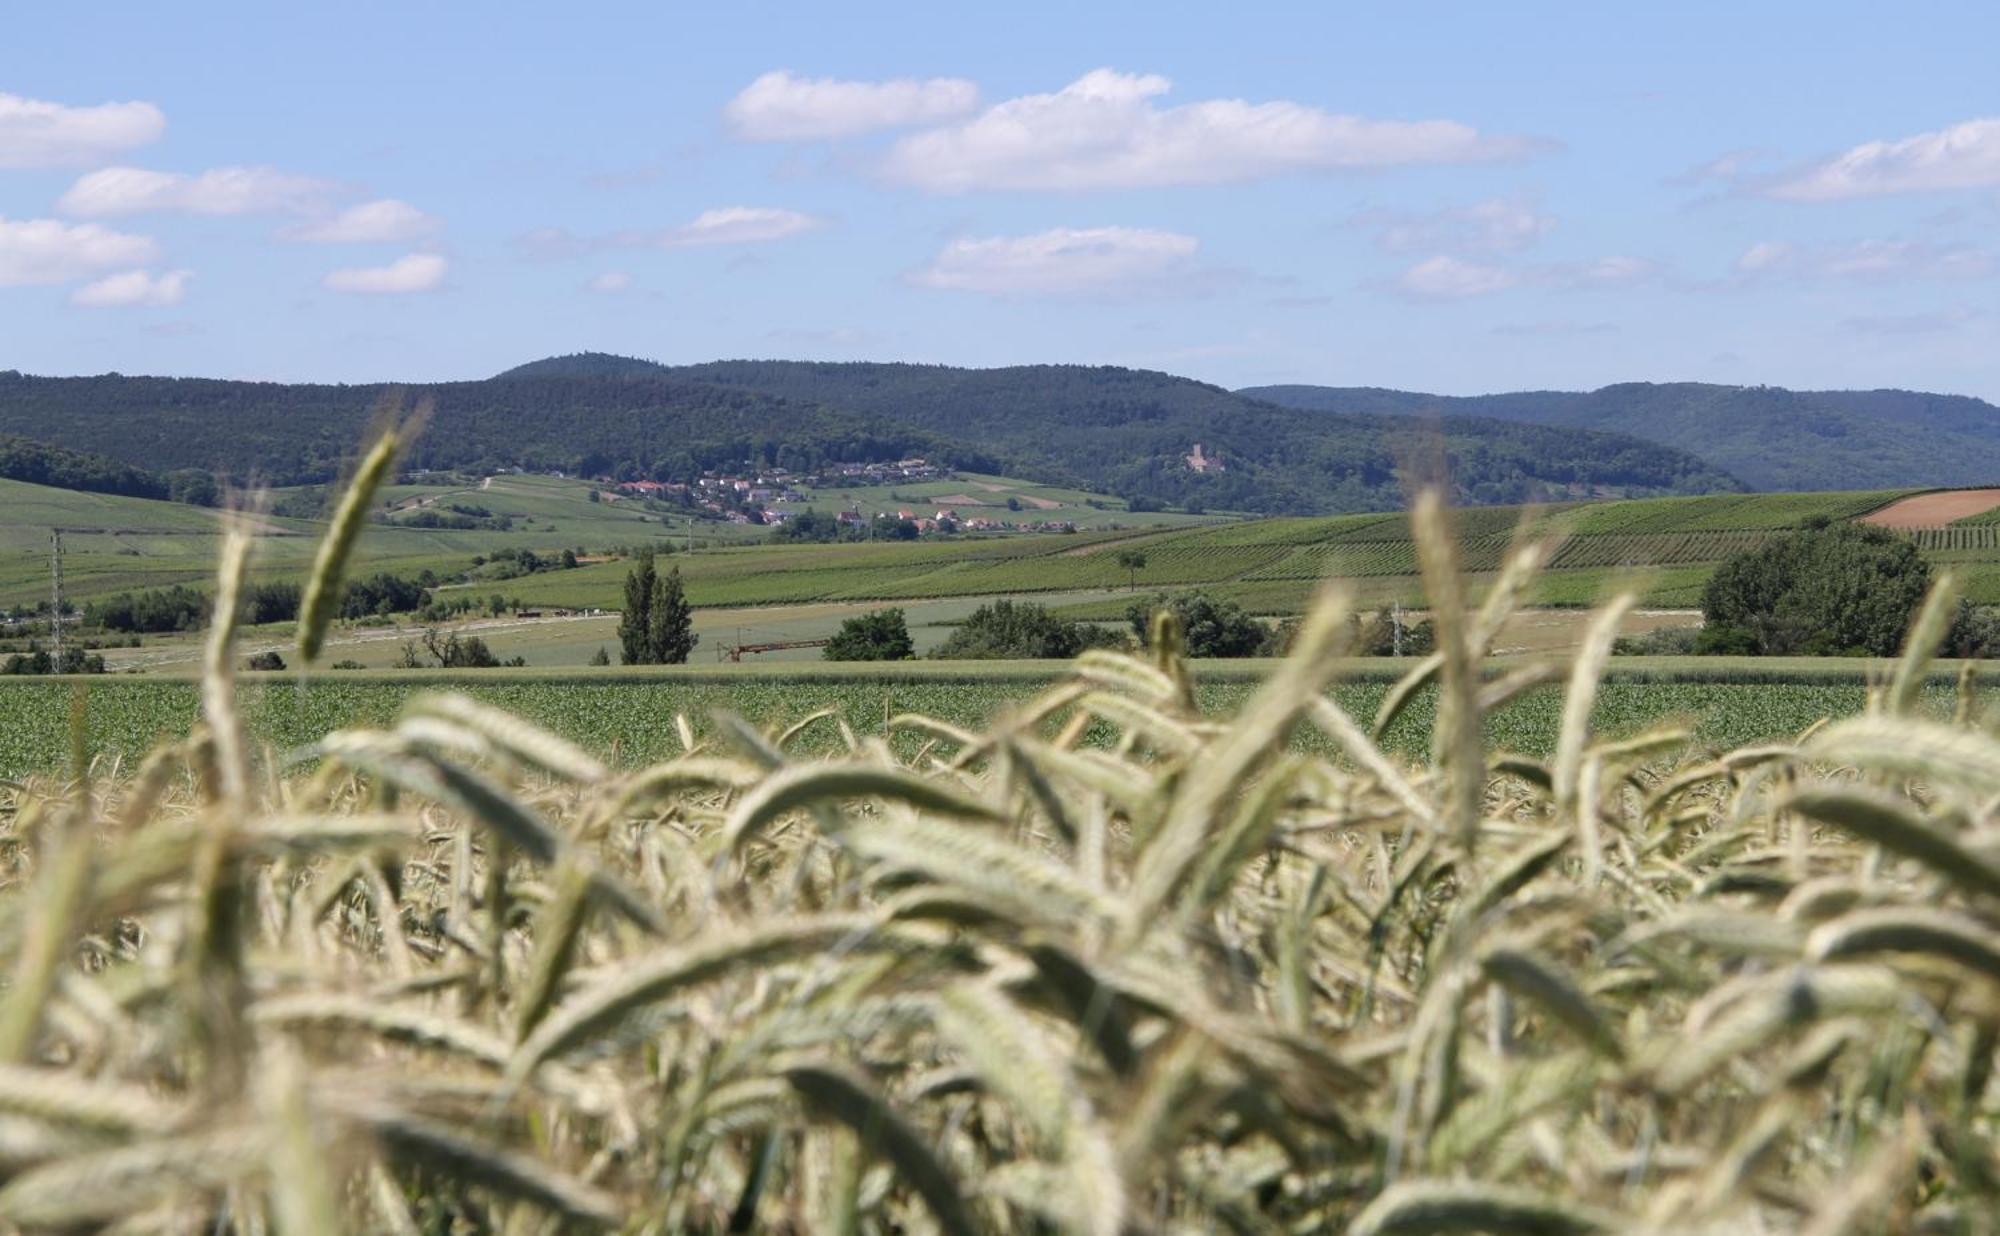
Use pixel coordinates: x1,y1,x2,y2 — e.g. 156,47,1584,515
602,457,1082,533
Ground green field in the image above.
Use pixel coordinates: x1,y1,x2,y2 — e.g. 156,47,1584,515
0,657,1966,779
21,477,2000,678
0,469,1220,613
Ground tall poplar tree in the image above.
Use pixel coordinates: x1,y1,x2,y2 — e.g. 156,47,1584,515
649,564,697,664
618,551,656,664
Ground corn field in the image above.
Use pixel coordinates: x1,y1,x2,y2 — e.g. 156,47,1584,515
3,479,2000,1232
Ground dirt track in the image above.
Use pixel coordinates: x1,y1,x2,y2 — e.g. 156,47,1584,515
1862,489,2000,529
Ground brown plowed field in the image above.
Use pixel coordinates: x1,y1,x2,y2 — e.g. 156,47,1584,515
1861,489,2000,529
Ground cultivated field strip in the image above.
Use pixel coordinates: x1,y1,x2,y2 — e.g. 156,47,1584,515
0,671,1941,780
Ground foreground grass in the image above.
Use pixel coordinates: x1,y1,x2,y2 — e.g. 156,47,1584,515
1,489,1996,1229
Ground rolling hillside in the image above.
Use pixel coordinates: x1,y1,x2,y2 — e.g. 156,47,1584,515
0,370,960,490
0,359,1738,517
502,354,1743,512
1242,381,2000,492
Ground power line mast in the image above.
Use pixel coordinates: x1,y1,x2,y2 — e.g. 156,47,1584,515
49,529,65,662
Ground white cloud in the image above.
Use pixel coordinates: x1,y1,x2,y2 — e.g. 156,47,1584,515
281,199,439,243
1554,255,1659,287
1769,118,2000,200
584,271,632,294
70,268,190,308
1357,196,1553,254
0,216,157,285
725,70,978,140
1734,240,1797,273
1732,238,1993,282
1394,255,1517,299
1391,253,1657,299
322,252,447,294
622,206,825,248
59,166,330,217
909,226,1201,297
882,69,1536,192
0,92,164,168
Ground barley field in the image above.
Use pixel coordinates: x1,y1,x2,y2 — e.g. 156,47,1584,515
0,478,1995,1231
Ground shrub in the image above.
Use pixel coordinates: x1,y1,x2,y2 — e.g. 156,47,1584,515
1702,522,1929,655
1611,625,1703,656
824,608,915,661
1126,590,1270,657
1,646,107,674
244,650,286,671
932,600,1116,659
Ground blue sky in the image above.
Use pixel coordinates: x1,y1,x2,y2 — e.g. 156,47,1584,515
4,0,1999,397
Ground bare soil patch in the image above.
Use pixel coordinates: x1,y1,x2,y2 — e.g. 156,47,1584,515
1861,489,2000,529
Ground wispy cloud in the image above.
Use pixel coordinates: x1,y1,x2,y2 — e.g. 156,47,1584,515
633,206,825,248
322,253,447,294
908,226,1214,298
1351,195,1553,254
1767,117,2000,200
281,199,440,243
880,69,1543,192
1394,255,1516,299
71,268,189,307
726,70,978,141
0,91,164,168
1731,238,1994,282
1389,253,1657,300
59,165,331,217
527,208,827,258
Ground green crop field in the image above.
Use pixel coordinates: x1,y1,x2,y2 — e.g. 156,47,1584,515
0,658,1963,780
21,476,2000,675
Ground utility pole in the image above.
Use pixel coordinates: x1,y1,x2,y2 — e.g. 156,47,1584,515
49,529,65,662
1391,599,1405,658
687,516,694,556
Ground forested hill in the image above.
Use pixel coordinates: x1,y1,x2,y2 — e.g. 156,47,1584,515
0,370,964,487
1242,381,2000,492
502,355,1742,512
0,433,175,501
0,358,1739,513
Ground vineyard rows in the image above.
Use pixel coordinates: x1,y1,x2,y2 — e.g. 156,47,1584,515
1558,489,1914,535
1908,524,2000,551
1548,530,1775,569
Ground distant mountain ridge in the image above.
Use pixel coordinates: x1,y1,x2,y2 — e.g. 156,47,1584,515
1241,381,2000,492
0,355,1739,515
